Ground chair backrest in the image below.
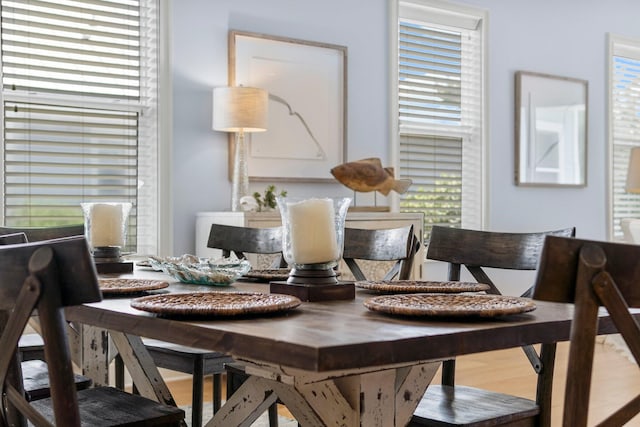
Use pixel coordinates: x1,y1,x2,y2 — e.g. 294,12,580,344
342,225,420,281
0,236,100,426
207,223,287,267
427,225,576,295
533,236,640,427
0,224,85,242
427,225,576,403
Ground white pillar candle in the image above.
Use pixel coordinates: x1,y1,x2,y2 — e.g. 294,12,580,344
288,198,339,264
89,203,125,247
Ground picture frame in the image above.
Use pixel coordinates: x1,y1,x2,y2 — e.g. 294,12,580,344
515,71,588,187
229,30,347,182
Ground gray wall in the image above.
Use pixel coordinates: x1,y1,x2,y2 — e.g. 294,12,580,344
170,0,640,263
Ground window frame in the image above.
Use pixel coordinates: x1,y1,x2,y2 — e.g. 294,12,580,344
389,0,488,239
0,0,171,255
607,33,640,241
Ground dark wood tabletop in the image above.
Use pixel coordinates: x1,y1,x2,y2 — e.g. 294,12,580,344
64,268,626,373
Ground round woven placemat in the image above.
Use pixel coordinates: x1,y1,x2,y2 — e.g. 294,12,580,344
244,268,292,281
355,280,490,294
130,292,301,317
363,294,536,318
99,278,169,295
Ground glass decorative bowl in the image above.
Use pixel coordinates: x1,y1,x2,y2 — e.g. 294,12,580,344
148,255,251,286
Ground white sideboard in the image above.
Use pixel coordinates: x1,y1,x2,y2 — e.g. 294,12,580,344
195,210,424,279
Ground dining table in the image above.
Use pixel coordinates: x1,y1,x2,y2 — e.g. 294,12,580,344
63,266,633,427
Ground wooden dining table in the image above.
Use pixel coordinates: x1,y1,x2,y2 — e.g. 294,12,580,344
63,267,631,427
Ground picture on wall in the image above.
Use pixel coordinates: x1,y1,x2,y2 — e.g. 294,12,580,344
515,71,588,187
229,30,347,182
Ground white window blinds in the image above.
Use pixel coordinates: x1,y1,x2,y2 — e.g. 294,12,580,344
398,0,484,240
0,0,159,254
609,35,640,239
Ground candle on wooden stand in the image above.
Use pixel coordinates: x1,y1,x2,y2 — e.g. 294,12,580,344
288,198,339,264
88,203,125,248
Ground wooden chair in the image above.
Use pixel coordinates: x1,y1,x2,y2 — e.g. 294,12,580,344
214,224,286,427
410,225,575,427
0,225,93,402
532,236,640,427
0,236,184,426
342,224,420,281
135,224,285,427
0,224,84,242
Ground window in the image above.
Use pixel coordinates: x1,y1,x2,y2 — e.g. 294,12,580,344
0,0,160,254
608,34,640,240
394,0,486,241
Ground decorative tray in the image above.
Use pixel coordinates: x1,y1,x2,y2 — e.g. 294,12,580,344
130,292,301,317
99,278,169,295
244,268,292,281
355,280,490,294
363,294,536,318
148,255,251,286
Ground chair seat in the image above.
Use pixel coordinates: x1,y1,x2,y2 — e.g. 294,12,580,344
142,338,233,374
30,386,184,426
138,338,233,427
18,333,45,361
22,360,92,401
410,385,539,427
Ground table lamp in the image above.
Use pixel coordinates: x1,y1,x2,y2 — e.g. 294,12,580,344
622,147,640,243
212,86,268,211
626,147,640,193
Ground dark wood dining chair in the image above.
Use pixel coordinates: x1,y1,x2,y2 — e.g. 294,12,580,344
133,224,285,427
0,225,93,402
532,235,640,427
342,224,420,281
410,225,575,427
0,236,184,426
0,224,85,242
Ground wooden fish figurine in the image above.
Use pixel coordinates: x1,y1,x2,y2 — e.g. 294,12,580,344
330,158,412,195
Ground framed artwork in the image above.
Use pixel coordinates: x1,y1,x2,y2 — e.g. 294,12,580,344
515,71,588,187
229,30,347,182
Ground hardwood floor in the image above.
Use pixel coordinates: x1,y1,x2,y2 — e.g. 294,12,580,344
166,338,640,426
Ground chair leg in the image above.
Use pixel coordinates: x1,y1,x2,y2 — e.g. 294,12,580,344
268,402,279,427
114,354,125,390
192,357,204,427
441,359,456,386
212,373,222,414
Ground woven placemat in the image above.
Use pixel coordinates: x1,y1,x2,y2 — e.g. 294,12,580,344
99,278,169,295
130,292,301,317
363,294,536,318
355,280,490,294
244,268,292,281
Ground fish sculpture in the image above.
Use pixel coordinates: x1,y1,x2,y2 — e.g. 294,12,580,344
330,158,412,195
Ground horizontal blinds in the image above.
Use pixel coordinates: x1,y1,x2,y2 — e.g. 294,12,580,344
611,49,640,239
3,100,138,249
399,134,462,231
1,0,142,99
399,22,462,128
398,4,484,240
0,0,159,254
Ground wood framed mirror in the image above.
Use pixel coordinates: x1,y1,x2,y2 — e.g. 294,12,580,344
515,71,588,187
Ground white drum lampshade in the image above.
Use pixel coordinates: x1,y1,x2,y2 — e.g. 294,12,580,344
626,147,640,194
212,86,268,211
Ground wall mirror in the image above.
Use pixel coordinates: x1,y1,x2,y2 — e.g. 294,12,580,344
515,71,588,187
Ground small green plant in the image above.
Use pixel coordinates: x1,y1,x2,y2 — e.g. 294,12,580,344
253,185,287,211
